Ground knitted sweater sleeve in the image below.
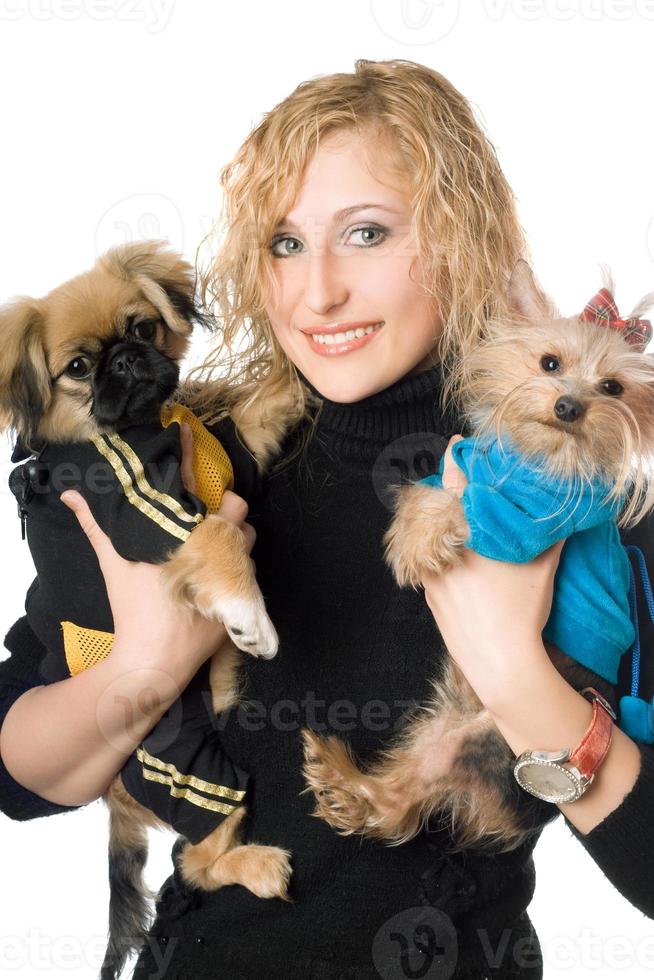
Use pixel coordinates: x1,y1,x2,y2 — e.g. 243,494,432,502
0,615,82,821
562,510,654,919
563,744,654,918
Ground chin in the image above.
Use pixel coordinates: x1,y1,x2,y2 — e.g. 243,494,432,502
302,355,416,405
306,372,386,404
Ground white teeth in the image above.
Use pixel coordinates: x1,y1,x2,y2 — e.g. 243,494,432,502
311,323,383,345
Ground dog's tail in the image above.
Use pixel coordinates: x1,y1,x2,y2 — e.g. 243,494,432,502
100,784,155,980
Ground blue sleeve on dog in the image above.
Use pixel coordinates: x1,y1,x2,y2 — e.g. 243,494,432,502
417,436,634,685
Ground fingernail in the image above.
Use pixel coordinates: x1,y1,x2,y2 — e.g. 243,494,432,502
60,490,78,507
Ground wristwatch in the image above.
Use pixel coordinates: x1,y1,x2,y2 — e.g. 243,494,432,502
513,687,616,804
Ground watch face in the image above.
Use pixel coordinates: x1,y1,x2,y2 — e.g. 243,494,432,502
514,760,581,804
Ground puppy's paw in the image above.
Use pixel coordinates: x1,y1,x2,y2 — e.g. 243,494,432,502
197,593,279,659
191,843,293,899
383,483,468,588
238,845,293,901
300,729,377,836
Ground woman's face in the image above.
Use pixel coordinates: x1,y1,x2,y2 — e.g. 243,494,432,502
264,129,442,403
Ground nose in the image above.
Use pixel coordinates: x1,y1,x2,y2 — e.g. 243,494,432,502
303,251,349,316
108,345,141,376
554,395,584,423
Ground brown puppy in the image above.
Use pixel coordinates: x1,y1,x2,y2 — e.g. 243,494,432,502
0,241,295,980
301,260,654,854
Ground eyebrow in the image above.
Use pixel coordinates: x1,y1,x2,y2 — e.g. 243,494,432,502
275,203,403,232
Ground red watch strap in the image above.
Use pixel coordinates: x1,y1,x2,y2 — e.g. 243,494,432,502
568,688,615,780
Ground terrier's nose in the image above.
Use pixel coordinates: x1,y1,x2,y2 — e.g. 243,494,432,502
554,395,584,423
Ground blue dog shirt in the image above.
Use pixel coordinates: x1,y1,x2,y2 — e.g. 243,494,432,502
419,436,634,686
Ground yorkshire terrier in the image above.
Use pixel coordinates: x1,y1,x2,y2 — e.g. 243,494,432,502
301,259,654,854
0,241,297,980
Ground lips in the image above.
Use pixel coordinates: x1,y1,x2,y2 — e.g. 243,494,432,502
300,320,383,336
303,321,385,357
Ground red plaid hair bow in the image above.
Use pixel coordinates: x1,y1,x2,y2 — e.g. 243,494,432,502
580,287,652,351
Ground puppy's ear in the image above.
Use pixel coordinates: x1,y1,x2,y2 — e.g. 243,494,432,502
507,260,560,322
102,240,212,337
0,298,51,442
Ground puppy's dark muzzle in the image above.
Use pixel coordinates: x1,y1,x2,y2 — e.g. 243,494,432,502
106,344,149,379
92,341,179,428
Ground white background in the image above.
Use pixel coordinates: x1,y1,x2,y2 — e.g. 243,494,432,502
1,2,654,978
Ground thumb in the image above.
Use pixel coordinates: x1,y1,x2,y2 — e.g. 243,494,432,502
540,537,566,571
179,423,196,495
60,490,121,573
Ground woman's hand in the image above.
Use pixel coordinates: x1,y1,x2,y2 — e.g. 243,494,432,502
421,435,565,708
60,424,256,678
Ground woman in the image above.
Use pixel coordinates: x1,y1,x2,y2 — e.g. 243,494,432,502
1,60,652,979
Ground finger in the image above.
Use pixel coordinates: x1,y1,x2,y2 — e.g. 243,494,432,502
546,538,566,560
534,537,566,572
441,434,467,497
179,423,196,495
219,490,249,525
60,490,120,571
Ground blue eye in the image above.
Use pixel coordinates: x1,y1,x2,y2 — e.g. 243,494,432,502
270,235,304,257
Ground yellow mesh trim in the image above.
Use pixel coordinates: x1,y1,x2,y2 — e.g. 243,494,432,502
61,621,114,675
160,403,234,515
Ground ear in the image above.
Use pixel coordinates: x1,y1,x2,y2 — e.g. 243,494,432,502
0,298,51,442
101,239,213,336
507,260,560,322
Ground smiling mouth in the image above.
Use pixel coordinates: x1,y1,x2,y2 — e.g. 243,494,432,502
307,322,385,345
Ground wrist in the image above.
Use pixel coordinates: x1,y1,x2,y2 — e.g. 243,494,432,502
110,633,198,699
469,634,551,714
485,652,597,760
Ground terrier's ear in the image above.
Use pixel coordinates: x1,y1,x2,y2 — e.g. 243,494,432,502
507,260,560,322
101,239,213,337
0,298,51,443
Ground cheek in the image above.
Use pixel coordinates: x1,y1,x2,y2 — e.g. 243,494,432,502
366,253,426,307
265,263,305,325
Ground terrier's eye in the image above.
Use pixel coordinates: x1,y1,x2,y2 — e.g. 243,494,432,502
540,354,560,372
65,356,93,380
599,379,624,397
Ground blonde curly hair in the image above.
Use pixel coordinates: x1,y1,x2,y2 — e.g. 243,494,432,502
182,58,530,451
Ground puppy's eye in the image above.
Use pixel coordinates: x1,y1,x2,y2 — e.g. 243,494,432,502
127,319,159,342
600,378,624,397
65,356,93,380
134,320,157,341
540,354,561,372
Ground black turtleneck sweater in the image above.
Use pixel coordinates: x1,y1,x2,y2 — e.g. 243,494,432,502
1,366,653,980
